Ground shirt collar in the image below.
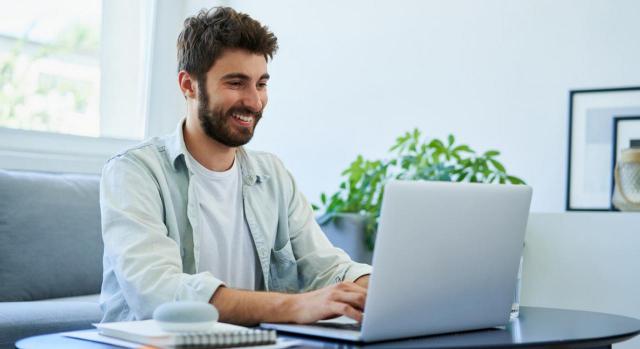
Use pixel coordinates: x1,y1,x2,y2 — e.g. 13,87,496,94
166,119,268,185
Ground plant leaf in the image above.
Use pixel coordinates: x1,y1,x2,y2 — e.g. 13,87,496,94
484,150,500,157
488,158,506,173
428,139,445,151
412,128,420,141
507,175,525,184
456,171,468,182
453,144,474,153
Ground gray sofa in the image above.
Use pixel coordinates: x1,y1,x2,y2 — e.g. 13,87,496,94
0,169,104,348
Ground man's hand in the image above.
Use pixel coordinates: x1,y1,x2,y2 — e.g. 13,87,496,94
210,281,368,325
286,281,368,323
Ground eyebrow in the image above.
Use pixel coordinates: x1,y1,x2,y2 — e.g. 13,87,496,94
221,72,270,81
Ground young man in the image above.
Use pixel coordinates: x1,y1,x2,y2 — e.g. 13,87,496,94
99,7,371,325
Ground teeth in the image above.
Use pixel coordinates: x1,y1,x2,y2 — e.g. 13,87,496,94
233,113,253,123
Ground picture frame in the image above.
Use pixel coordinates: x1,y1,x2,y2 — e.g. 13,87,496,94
566,87,640,211
610,116,640,210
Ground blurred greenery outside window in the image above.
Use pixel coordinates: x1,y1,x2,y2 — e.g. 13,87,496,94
0,0,102,137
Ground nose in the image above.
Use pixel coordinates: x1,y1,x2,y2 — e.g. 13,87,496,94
242,86,264,113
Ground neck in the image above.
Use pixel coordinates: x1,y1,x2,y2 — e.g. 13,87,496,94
183,117,236,172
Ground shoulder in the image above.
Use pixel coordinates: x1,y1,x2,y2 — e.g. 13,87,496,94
107,137,163,162
102,137,170,178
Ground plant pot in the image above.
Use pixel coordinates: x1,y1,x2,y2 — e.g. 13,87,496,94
318,213,373,264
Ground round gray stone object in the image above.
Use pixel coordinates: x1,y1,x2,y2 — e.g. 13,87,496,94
153,301,219,323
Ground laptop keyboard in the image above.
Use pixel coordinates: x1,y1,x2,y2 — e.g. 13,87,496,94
313,322,362,331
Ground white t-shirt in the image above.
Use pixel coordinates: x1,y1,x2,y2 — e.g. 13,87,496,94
186,151,262,290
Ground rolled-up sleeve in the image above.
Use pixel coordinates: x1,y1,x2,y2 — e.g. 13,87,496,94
100,155,223,320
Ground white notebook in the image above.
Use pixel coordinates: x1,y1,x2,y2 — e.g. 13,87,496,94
95,320,276,348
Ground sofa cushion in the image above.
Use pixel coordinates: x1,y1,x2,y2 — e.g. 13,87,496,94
0,300,102,349
34,294,101,303
0,170,103,301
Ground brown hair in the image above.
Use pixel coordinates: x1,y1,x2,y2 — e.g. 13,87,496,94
177,7,278,81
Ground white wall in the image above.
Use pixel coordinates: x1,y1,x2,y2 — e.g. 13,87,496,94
182,0,640,212
522,212,640,349
144,0,188,137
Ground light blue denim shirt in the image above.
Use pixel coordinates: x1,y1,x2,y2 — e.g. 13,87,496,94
99,121,372,322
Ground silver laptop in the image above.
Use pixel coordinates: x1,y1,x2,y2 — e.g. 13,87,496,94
262,180,532,342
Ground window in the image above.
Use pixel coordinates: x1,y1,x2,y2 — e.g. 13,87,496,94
0,0,158,143
0,0,169,174
0,0,103,137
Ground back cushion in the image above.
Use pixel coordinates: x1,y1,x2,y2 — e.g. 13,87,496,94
0,170,103,301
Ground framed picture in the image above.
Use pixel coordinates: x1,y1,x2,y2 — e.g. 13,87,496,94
566,87,640,211
611,116,640,209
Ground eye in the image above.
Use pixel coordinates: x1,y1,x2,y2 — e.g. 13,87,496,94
257,82,268,89
227,80,243,88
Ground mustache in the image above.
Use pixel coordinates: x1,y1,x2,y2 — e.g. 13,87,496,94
225,107,262,119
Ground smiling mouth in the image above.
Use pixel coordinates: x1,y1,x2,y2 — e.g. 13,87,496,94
230,110,259,127
232,113,253,123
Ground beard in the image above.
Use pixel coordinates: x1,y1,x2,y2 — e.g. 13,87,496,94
197,83,262,148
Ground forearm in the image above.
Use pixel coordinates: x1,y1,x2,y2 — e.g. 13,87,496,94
209,286,296,326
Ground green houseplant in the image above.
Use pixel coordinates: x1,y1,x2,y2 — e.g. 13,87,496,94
315,129,525,261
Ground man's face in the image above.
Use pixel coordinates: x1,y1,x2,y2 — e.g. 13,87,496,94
196,49,269,147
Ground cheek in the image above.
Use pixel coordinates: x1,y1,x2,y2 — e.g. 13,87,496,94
211,91,240,110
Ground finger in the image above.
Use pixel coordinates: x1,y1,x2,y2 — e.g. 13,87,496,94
336,281,367,293
330,290,367,311
334,283,368,302
334,283,367,303
329,301,363,323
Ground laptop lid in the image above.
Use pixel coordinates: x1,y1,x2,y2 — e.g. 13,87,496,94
359,180,532,342
262,180,532,343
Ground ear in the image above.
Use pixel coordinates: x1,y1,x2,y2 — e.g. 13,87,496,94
178,71,197,99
